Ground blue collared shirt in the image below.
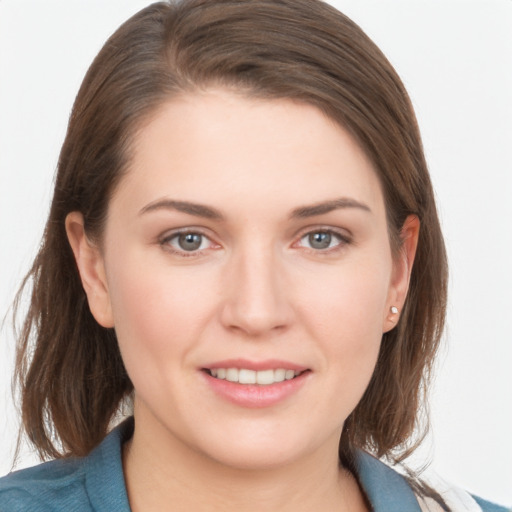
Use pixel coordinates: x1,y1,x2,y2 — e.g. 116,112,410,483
0,419,508,511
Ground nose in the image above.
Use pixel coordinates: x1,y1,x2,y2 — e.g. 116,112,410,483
219,244,292,337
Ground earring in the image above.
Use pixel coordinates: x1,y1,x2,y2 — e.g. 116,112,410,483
390,306,399,315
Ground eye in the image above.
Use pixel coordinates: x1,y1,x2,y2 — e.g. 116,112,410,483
161,231,213,254
298,230,348,251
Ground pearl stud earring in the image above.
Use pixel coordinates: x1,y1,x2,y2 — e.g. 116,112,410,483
390,306,399,314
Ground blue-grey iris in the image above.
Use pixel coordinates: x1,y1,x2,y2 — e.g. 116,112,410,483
309,232,331,249
179,233,203,251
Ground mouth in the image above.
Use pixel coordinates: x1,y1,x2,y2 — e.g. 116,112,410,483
203,368,308,385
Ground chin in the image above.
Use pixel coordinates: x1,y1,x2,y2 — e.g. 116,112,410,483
192,420,340,472
203,441,312,472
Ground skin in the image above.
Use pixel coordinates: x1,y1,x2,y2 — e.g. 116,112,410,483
66,89,419,512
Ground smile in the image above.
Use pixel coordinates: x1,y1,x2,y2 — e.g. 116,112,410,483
206,368,304,385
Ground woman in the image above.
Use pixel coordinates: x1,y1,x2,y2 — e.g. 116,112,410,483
0,1,508,510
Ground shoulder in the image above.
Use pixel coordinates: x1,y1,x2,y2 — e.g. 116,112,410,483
354,450,510,512
0,418,133,512
472,495,511,512
0,457,89,511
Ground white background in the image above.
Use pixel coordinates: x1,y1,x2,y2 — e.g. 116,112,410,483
0,0,511,506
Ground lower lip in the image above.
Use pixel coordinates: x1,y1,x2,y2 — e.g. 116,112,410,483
202,371,310,408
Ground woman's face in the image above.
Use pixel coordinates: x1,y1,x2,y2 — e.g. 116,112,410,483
70,89,415,470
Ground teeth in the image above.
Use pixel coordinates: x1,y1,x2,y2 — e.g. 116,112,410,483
239,369,256,384
256,369,274,385
274,369,286,382
226,368,239,382
209,367,302,385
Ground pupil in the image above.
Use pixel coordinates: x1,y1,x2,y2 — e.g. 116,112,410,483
179,233,202,251
309,232,331,249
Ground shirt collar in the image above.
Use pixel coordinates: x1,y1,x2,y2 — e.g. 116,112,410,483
84,417,133,511
354,450,422,511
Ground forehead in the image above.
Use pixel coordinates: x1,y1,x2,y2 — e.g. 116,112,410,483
114,89,385,218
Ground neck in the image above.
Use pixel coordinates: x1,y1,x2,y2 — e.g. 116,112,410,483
122,413,368,512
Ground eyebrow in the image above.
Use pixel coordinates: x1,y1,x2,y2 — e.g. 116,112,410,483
290,198,371,219
139,199,224,220
139,196,371,221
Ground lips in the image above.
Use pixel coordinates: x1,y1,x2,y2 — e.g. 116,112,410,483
201,360,310,408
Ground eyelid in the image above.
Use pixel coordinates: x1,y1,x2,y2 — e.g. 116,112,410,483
293,224,352,240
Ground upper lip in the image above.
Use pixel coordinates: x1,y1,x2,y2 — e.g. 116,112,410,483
202,358,309,372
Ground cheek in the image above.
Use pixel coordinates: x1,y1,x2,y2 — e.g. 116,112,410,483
296,255,391,392
298,254,391,337
104,253,216,372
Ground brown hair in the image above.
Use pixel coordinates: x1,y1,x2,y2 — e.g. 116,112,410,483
14,0,447,471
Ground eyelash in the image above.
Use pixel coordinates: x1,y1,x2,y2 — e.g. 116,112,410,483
159,227,351,257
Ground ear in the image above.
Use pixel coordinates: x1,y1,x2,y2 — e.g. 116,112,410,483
65,212,114,328
383,214,420,332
